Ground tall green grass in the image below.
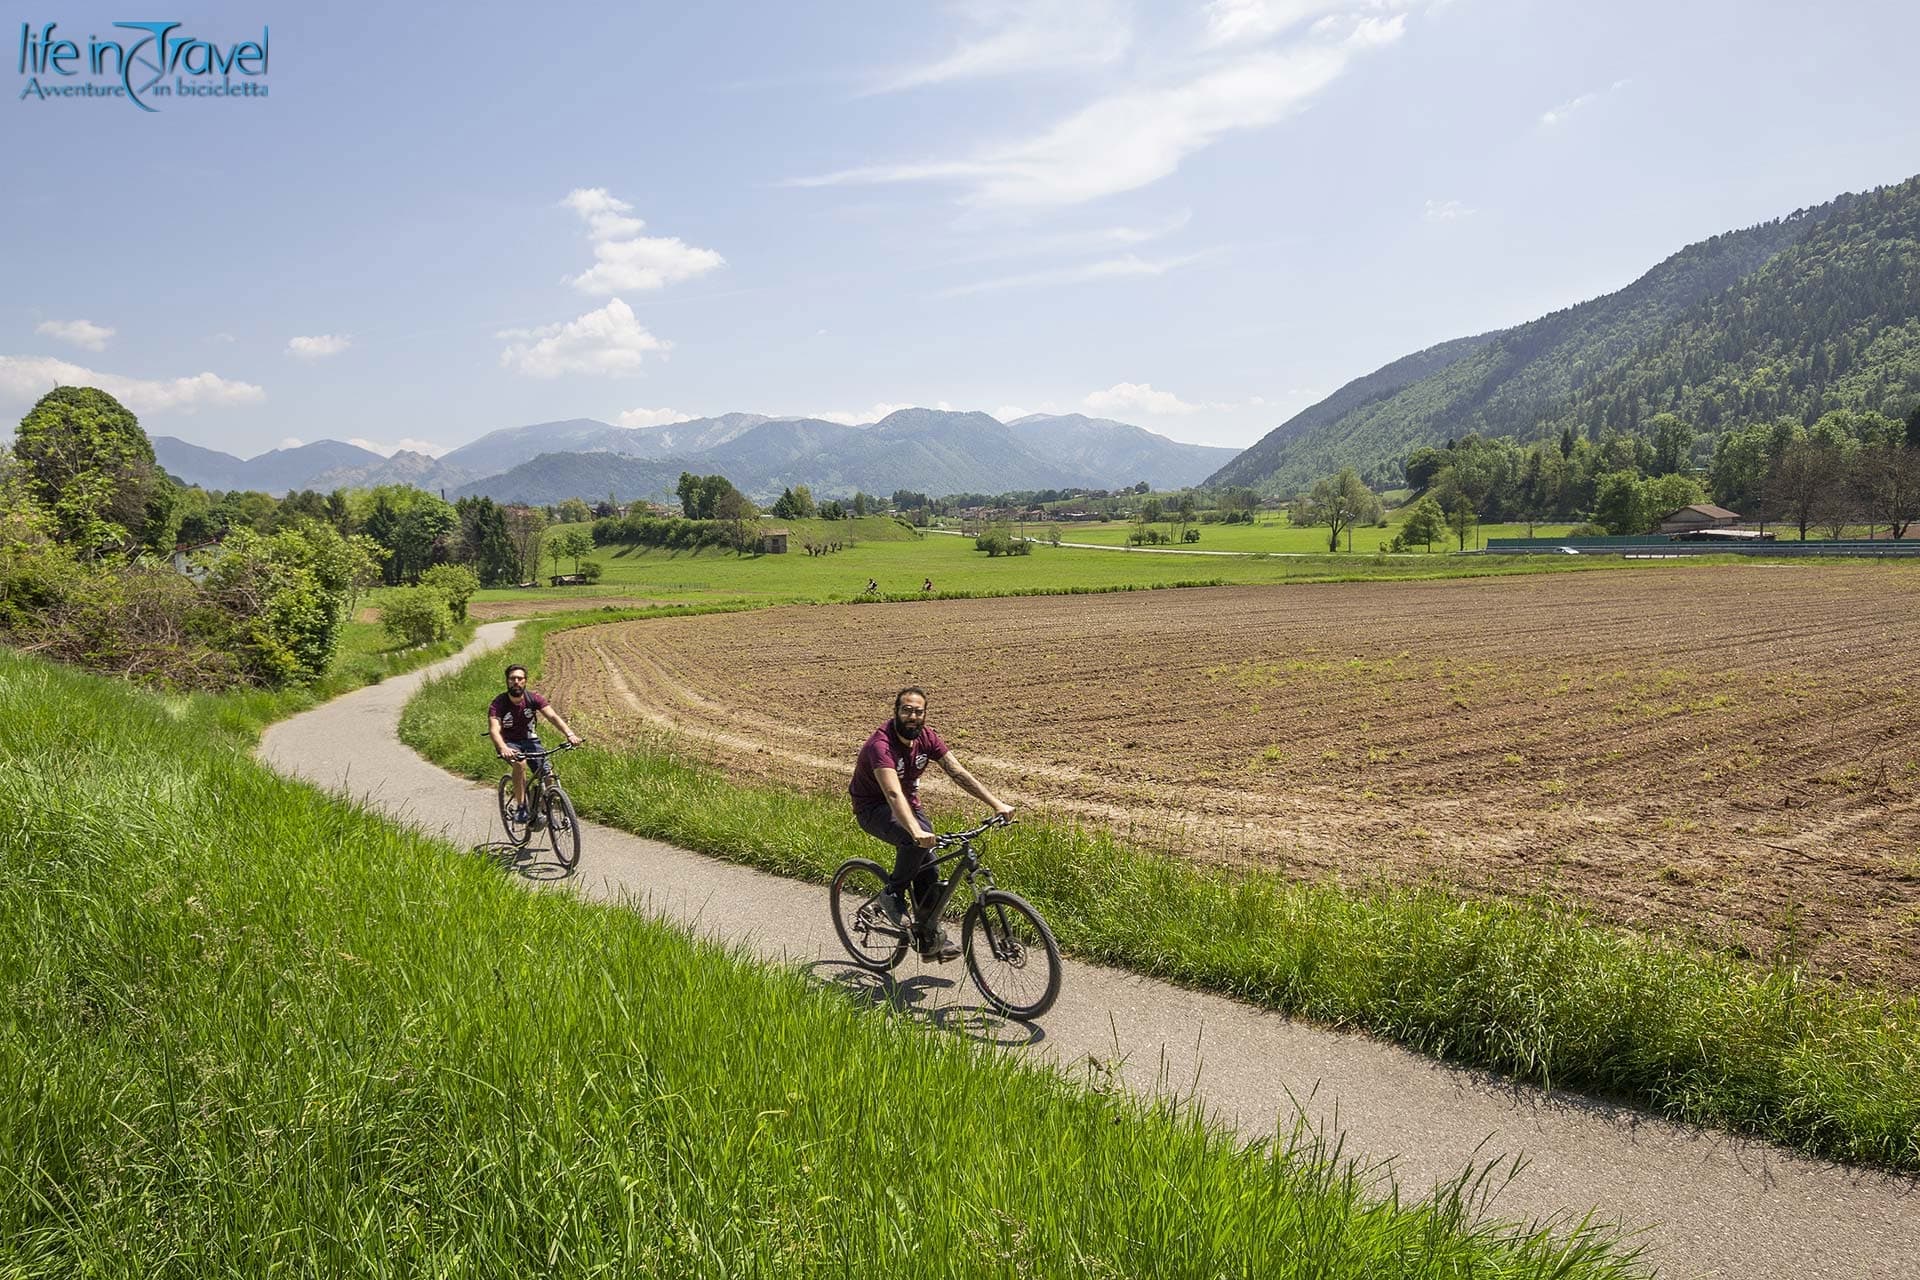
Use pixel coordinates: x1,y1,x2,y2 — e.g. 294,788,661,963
0,649,1644,1277
402,616,1920,1172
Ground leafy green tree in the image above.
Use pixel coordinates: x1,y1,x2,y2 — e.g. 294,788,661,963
13,386,158,554
454,496,518,587
503,505,546,583
1767,438,1849,539
558,528,595,571
420,563,479,619
1398,496,1446,551
554,496,592,525
1640,473,1708,524
714,487,759,554
1448,495,1478,551
1648,414,1694,476
1906,406,1920,450
1591,469,1648,535
851,490,870,516
379,586,453,646
1856,443,1920,540
1305,468,1379,552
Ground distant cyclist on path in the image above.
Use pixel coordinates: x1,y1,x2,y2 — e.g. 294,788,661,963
850,686,1014,960
489,663,582,825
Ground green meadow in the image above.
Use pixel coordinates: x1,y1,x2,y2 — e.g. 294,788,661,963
0,645,1648,1278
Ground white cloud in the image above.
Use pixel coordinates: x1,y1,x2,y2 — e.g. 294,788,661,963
498,299,669,379
0,355,264,415
287,333,352,359
811,401,946,425
346,436,449,458
562,187,724,295
1423,198,1474,221
36,318,114,351
940,251,1205,297
798,37,1383,207
618,406,693,428
1539,80,1628,128
1085,382,1209,416
279,436,304,449
993,404,1033,421
875,0,1131,92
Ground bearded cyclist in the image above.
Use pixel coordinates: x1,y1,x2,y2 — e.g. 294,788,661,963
849,686,1014,961
488,663,582,825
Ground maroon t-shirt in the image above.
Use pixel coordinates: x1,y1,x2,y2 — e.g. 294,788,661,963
849,722,949,807
489,690,549,742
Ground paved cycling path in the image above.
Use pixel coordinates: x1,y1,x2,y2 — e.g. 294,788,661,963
260,622,1918,1280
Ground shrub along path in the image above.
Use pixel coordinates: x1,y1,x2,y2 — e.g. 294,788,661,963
258,623,1920,1280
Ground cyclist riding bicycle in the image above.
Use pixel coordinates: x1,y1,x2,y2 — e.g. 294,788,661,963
849,686,1014,961
488,663,582,826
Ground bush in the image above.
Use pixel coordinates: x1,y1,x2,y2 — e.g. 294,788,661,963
420,563,479,619
1566,523,1609,538
580,560,604,582
380,586,453,646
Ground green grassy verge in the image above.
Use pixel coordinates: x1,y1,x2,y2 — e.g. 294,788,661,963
403,615,1920,1172
0,649,1643,1277
1001,517,1576,554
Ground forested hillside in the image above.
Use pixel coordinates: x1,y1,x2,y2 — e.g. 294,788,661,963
1216,176,1920,495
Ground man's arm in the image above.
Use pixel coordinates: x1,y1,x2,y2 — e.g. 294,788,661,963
877,766,936,848
936,752,1014,817
537,701,582,745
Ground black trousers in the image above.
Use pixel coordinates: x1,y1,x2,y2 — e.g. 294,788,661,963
854,801,938,917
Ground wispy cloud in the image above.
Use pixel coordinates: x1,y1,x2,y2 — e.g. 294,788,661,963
287,333,352,359
562,188,725,295
939,251,1205,297
811,401,948,425
0,355,264,414
797,21,1403,208
36,318,114,351
873,0,1132,93
1423,198,1474,221
1084,381,1234,416
1539,78,1630,128
498,299,670,378
618,406,692,428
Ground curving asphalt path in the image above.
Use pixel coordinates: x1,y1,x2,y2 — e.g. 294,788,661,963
260,622,1919,1279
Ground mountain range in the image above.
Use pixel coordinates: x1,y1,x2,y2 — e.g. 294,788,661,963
1211,174,1920,495
153,410,1236,505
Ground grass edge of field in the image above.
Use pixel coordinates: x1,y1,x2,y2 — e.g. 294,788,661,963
0,646,1650,1279
400,609,1920,1175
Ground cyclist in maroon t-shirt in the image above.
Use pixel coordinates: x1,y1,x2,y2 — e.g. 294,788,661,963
488,663,582,824
849,686,1014,961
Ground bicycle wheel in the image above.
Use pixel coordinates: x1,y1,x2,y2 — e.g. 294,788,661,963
963,890,1061,1019
829,858,910,972
497,775,529,845
545,786,581,869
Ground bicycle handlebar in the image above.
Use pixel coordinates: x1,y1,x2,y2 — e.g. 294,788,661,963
497,740,582,760
932,811,1014,848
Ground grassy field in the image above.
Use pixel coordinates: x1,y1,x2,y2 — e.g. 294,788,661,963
0,646,1646,1278
986,516,1578,554
403,611,1920,1172
472,525,1651,611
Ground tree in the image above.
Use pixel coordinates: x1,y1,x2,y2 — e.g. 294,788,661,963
503,505,546,581
455,496,518,587
420,563,479,619
1856,443,1920,540
1591,469,1648,535
555,496,592,524
1398,495,1446,552
1305,468,1379,552
1640,472,1708,527
558,528,595,571
1174,493,1196,543
13,386,158,555
1141,497,1163,525
770,485,817,520
1767,439,1849,540
851,490,870,516
1906,406,1920,451
713,487,759,554
379,586,453,646
1448,495,1478,551
1648,413,1694,477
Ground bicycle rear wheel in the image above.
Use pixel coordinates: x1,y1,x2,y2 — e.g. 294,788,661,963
545,786,581,869
963,890,1061,1019
829,858,910,972
497,776,529,845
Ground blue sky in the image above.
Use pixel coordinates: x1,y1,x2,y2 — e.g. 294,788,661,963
6,0,1918,459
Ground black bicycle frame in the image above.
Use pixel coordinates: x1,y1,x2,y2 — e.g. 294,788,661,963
903,816,1009,930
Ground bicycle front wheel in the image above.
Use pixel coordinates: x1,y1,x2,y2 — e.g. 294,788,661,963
829,858,910,972
963,890,1061,1019
545,786,581,869
498,776,529,845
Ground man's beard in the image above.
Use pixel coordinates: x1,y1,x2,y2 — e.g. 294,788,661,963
893,716,922,739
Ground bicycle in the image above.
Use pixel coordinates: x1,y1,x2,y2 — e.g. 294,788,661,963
829,813,1062,1019
496,740,582,868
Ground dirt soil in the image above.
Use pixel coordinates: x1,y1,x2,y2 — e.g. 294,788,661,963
544,564,1920,987
466,596,676,620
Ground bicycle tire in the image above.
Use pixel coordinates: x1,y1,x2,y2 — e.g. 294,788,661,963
545,786,581,869
829,858,910,972
963,890,1061,1019
497,775,530,846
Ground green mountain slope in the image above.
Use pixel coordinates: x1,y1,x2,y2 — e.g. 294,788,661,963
1212,180,1913,495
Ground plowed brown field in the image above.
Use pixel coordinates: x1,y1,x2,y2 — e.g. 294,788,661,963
546,564,1920,986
